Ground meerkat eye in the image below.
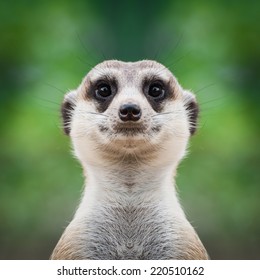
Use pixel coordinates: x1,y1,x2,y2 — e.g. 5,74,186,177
95,83,112,98
148,82,165,98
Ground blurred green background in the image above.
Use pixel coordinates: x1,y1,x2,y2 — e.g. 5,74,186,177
0,0,259,259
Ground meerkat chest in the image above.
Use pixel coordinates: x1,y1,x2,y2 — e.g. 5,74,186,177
80,202,178,260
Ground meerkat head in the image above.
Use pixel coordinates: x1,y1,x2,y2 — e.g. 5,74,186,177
61,60,198,167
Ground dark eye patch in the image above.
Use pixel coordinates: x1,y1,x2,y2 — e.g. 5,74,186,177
87,78,117,113
143,77,174,112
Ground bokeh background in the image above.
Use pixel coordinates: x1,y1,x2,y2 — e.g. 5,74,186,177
1,0,259,259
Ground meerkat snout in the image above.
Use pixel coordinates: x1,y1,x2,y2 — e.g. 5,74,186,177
119,103,142,122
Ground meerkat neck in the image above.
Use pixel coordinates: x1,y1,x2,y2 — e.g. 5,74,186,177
73,161,186,223
83,160,176,192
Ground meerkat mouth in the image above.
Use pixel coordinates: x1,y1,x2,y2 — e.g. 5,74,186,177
115,128,146,138
99,122,162,138
115,127,145,136
98,122,148,136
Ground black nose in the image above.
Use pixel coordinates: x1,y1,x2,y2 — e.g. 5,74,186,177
119,103,142,122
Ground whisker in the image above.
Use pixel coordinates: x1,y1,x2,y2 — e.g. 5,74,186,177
76,32,100,66
84,111,109,118
160,32,185,64
194,83,217,95
43,82,67,96
166,52,192,72
151,111,175,118
33,96,60,106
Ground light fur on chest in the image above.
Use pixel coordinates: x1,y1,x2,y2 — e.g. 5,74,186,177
51,184,208,260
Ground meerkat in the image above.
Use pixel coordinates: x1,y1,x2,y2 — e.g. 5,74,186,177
51,60,208,260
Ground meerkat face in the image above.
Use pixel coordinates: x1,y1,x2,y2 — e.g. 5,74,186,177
61,60,198,165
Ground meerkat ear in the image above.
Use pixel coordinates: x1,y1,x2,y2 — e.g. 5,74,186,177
61,90,77,135
183,90,199,135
